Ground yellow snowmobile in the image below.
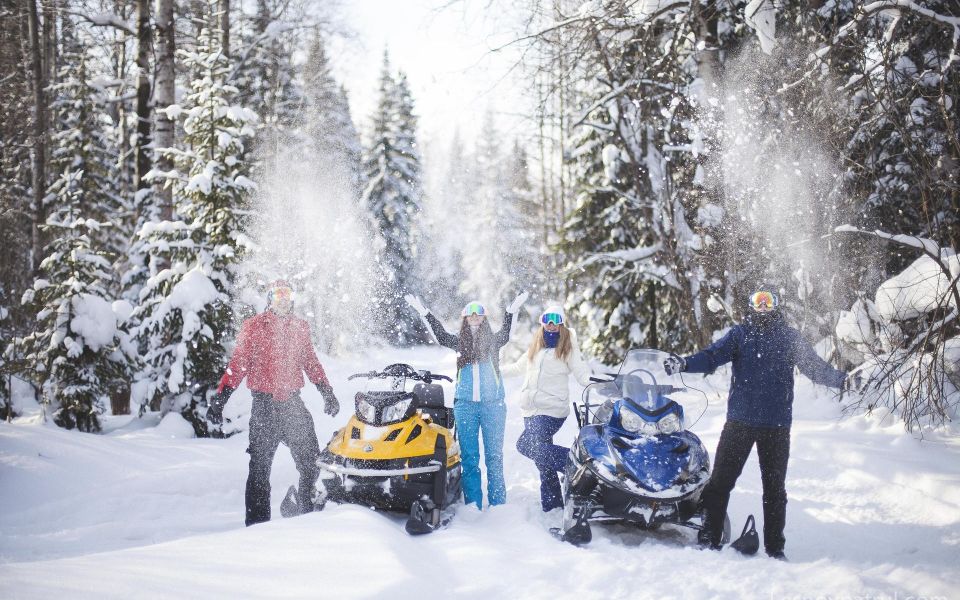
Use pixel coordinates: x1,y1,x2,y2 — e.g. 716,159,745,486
282,363,462,534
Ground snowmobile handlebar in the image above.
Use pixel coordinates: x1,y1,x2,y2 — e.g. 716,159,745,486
347,364,452,384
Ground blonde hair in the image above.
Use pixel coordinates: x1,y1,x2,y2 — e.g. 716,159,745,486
527,324,572,362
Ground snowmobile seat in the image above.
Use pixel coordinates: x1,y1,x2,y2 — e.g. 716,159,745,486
414,383,448,427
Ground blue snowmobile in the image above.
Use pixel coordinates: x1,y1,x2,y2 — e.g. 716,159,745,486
557,349,752,548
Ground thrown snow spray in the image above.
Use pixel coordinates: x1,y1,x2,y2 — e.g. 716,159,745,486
702,43,846,317
239,134,379,354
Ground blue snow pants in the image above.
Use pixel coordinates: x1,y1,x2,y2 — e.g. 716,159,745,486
455,399,507,508
516,415,568,511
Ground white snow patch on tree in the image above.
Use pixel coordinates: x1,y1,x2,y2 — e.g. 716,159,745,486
874,254,959,321
69,294,119,352
744,0,778,55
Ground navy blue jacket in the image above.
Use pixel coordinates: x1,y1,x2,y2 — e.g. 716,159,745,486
683,314,846,428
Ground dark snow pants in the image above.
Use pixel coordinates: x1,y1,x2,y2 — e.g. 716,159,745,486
516,415,569,512
245,391,321,526
699,420,790,554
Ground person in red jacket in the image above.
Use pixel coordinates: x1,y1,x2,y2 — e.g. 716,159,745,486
206,280,340,526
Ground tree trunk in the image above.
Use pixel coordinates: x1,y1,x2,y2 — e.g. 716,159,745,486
27,0,47,275
154,0,175,220
134,0,153,191
220,0,230,57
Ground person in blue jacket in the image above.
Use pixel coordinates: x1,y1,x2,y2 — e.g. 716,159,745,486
405,292,528,509
664,286,849,559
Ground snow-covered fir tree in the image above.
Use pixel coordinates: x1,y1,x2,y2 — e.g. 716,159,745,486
13,52,134,431
300,35,364,196
362,54,427,345
557,80,656,363
138,18,257,434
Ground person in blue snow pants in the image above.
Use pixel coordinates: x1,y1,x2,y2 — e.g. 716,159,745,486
406,292,528,508
503,306,592,511
515,415,568,510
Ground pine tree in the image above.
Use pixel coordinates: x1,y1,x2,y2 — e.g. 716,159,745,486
557,80,654,363
300,36,363,195
15,53,132,431
138,16,257,433
362,55,427,345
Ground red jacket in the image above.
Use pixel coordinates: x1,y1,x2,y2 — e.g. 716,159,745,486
217,310,330,401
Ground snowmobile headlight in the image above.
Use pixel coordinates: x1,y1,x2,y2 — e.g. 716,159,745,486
381,398,413,424
657,413,682,435
356,397,376,423
619,408,645,433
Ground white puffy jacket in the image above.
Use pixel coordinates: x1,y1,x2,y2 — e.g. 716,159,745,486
502,329,592,418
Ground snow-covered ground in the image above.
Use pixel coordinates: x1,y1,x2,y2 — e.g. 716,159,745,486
2,346,959,599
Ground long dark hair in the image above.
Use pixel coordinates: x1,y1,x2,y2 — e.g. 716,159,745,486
457,317,494,371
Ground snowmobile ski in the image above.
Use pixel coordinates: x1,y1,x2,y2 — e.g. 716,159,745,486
404,499,453,535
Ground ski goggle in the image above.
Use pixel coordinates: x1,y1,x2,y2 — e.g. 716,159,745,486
268,286,293,305
749,291,779,312
540,312,564,326
462,302,486,317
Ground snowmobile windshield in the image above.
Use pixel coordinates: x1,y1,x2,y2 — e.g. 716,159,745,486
620,371,670,412
615,349,707,428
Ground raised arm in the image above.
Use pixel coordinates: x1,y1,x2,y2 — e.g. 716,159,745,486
495,291,528,348
793,332,846,388
494,311,515,348
424,312,460,350
683,326,741,375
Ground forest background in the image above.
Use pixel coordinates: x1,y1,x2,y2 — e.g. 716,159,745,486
0,0,957,435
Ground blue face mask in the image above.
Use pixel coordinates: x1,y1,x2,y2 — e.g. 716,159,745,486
543,329,560,348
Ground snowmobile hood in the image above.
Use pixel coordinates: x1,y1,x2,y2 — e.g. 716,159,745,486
577,424,709,499
325,412,460,467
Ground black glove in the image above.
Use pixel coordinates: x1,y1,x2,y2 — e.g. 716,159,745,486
663,353,686,376
207,387,234,425
317,383,339,417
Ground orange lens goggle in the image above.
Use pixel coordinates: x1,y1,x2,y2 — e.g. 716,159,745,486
269,286,293,303
749,291,778,312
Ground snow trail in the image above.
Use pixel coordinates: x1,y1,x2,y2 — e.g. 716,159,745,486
1,347,958,599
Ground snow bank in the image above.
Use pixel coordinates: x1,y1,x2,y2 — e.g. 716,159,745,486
1,348,958,599
874,253,959,321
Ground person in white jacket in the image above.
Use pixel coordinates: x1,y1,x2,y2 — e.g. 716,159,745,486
502,306,592,512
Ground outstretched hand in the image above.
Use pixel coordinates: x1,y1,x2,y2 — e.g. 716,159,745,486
663,353,686,376
507,291,529,314
404,294,429,317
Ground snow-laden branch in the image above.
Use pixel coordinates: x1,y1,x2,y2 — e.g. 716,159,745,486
577,243,662,269
490,0,689,53
66,11,135,36
779,0,960,93
834,225,960,313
